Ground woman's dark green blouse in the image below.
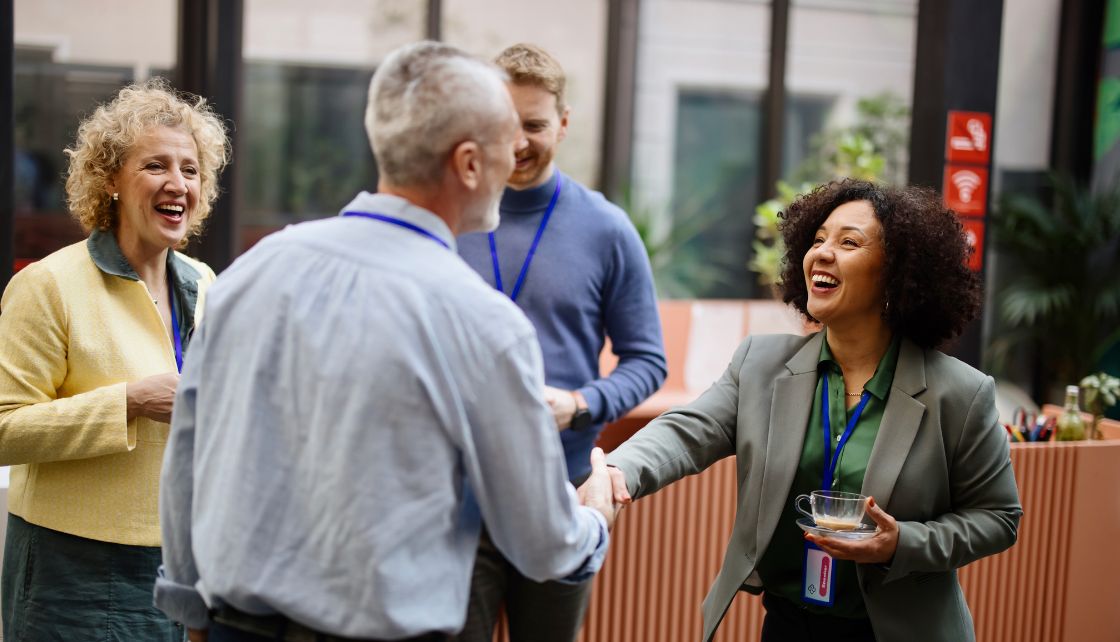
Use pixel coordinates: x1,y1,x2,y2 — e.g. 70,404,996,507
755,332,901,618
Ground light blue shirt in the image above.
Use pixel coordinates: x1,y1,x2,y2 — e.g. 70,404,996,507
154,193,609,638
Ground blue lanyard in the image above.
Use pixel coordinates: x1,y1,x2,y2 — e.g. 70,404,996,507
341,212,451,250
489,175,563,302
821,371,871,489
168,273,183,374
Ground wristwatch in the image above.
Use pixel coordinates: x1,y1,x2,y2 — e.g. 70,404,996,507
570,390,593,431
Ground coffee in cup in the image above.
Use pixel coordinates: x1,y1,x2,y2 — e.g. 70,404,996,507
795,490,868,531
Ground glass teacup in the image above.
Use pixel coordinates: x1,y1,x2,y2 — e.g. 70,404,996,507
795,490,869,531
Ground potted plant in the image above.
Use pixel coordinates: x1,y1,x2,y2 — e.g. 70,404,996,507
1080,372,1120,439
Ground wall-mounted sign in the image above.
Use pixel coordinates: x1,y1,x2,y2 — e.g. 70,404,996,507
943,164,988,216
960,216,986,272
945,111,992,164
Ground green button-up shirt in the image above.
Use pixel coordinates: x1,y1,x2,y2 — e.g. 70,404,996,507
755,331,901,618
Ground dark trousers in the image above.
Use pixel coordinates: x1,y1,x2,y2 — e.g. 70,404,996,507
760,592,877,642
453,530,592,642
1,513,183,641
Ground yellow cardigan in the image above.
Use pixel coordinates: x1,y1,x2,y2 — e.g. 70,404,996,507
0,233,215,546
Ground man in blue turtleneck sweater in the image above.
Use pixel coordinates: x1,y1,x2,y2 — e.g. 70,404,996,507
455,44,667,642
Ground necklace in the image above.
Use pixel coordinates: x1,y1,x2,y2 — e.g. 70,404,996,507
845,390,863,397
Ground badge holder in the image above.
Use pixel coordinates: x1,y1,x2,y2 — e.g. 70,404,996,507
802,539,835,607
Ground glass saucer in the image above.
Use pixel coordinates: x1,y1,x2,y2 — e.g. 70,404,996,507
796,517,878,540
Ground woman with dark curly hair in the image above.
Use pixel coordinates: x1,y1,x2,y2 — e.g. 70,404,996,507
605,179,1021,642
0,79,228,640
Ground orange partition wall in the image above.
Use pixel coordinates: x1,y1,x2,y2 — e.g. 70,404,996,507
494,440,1120,642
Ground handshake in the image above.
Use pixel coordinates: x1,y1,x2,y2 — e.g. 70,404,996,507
575,447,633,530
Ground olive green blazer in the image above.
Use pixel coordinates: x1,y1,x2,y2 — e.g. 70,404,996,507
607,332,1022,642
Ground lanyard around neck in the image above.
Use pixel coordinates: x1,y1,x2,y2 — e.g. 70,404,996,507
821,371,871,489
341,212,451,250
168,271,183,373
489,175,563,302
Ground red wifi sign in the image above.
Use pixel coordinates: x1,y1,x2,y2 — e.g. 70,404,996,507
943,165,988,216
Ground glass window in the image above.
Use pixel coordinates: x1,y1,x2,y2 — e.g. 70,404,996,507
442,0,608,189
13,0,177,263
631,0,771,298
672,89,762,299
669,89,828,299
239,0,426,251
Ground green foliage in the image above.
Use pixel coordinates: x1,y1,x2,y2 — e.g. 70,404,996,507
1080,371,1120,438
620,185,735,298
988,175,1120,388
1081,372,1120,415
749,92,911,288
749,181,810,287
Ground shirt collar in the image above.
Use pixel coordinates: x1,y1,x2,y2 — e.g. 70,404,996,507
818,330,902,401
500,168,561,214
87,228,141,280
86,228,201,287
339,191,457,252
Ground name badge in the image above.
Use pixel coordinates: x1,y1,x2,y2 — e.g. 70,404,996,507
802,541,836,607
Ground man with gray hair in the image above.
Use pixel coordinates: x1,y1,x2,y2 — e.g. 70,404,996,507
154,41,618,642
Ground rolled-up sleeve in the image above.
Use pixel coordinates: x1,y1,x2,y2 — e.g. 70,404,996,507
463,332,610,582
154,322,210,629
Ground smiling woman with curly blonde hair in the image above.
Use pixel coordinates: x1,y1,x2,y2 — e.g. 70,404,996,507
0,78,229,640
65,77,228,240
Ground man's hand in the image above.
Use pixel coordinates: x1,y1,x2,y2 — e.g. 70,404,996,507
804,497,899,564
187,628,208,642
543,385,577,430
577,448,621,530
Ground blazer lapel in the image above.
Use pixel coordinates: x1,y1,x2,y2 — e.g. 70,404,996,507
861,339,928,510
755,332,824,557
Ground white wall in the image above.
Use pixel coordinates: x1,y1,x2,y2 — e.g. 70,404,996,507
786,0,917,129
243,0,423,66
632,0,771,216
15,0,176,77
630,0,917,231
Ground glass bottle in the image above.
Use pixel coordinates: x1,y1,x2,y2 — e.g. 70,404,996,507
1055,385,1087,441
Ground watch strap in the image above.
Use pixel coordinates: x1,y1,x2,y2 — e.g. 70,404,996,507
570,390,592,430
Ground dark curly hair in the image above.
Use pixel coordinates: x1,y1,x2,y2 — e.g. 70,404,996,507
777,179,981,350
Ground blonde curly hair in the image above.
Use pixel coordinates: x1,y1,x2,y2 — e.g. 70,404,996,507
64,78,230,243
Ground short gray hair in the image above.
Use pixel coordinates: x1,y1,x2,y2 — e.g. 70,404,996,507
365,41,510,188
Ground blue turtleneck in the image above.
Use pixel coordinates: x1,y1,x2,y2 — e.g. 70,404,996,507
458,169,666,481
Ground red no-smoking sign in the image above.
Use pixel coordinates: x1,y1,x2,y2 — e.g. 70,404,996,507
945,111,992,164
